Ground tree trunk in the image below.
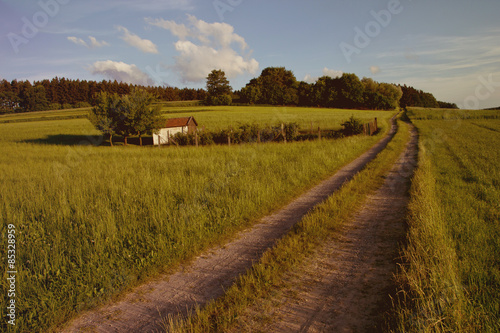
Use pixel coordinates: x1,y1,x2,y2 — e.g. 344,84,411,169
124,136,128,145
109,133,113,147
139,134,143,146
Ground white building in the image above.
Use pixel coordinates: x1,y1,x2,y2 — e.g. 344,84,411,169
153,116,198,145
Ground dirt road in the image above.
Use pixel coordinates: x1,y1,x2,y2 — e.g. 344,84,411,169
60,120,399,333
255,125,418,332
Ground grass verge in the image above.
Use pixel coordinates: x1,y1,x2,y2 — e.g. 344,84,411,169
165,117,411,332
391,109,500,332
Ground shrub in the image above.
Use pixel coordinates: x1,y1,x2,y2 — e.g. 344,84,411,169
341,116,364,136
49,103,62,110
75,101,91,108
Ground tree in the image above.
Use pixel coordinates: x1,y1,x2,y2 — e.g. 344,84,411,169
89,89,162,146
0,91,20,113
240,78,262,104
258,67,298,105
205,69,232,105
19,85,49,112
88,92,121,146
121,88,163,146
335,73,365,109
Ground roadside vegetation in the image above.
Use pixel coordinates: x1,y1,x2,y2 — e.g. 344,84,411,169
393,108,500,332
0,108,393,332
164,115,411,332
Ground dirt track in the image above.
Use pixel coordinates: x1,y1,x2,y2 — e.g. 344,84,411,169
60,120,399,333
254,124,418,332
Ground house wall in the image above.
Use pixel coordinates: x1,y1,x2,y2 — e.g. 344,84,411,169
153,126,187,145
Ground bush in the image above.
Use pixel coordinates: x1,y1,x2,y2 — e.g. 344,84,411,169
205,94,232,106
62,103,73,110
75,101,91,108
341,116,364,136
49,103,62,110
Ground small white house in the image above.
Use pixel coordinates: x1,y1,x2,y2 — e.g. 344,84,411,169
153,116,198,145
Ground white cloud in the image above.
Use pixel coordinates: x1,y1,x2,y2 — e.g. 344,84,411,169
145,18,191,40
67,36,109,49
370,66,381,74
303,68,343,83
303,74,317,83
67,36,88,48
117,26,159,54
322,67,343,78
89,60,154,86
89,36,109,48
147,15,258,83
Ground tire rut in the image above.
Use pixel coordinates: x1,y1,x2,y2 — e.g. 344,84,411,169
260,124,418,333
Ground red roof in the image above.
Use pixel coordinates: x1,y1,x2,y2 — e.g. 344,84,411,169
164,117,198,128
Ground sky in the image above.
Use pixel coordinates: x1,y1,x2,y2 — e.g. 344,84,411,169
1,0,500,109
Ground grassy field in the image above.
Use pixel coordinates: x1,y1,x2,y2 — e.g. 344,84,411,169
0,104,389,131
0,107,394,332
160,105,390,131
394,108,500,332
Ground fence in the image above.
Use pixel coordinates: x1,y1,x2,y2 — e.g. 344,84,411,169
363,118,378,136
155,118,379,147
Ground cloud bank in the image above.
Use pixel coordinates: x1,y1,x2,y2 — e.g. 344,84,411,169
89,60,154,85
146,15,259,83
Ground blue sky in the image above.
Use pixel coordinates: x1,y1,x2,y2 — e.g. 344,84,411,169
1,0,500,108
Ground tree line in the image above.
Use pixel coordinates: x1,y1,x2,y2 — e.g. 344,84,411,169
1,67,457,114
0,77,207,113
206,67,457,110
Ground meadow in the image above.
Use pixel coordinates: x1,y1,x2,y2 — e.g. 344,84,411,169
395,108,500,332
0,106,393,332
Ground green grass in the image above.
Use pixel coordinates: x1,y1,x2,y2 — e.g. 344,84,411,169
165,115,411,332
393,108,500,332
0,108,91,124
160,105,390,130
0,107,394,332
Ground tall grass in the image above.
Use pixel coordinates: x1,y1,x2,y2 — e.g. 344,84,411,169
393,109,500,332
0,110,393,332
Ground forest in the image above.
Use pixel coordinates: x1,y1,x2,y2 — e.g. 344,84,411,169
0,67,457,113
0,77,206,113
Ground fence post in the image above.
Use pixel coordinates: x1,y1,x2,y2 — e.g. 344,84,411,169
195,131,199,147
257,130,261,143
281,123,286,144
318,127,321,140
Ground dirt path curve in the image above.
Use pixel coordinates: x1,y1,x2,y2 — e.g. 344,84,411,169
61,119,399,333
262,124,418,333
